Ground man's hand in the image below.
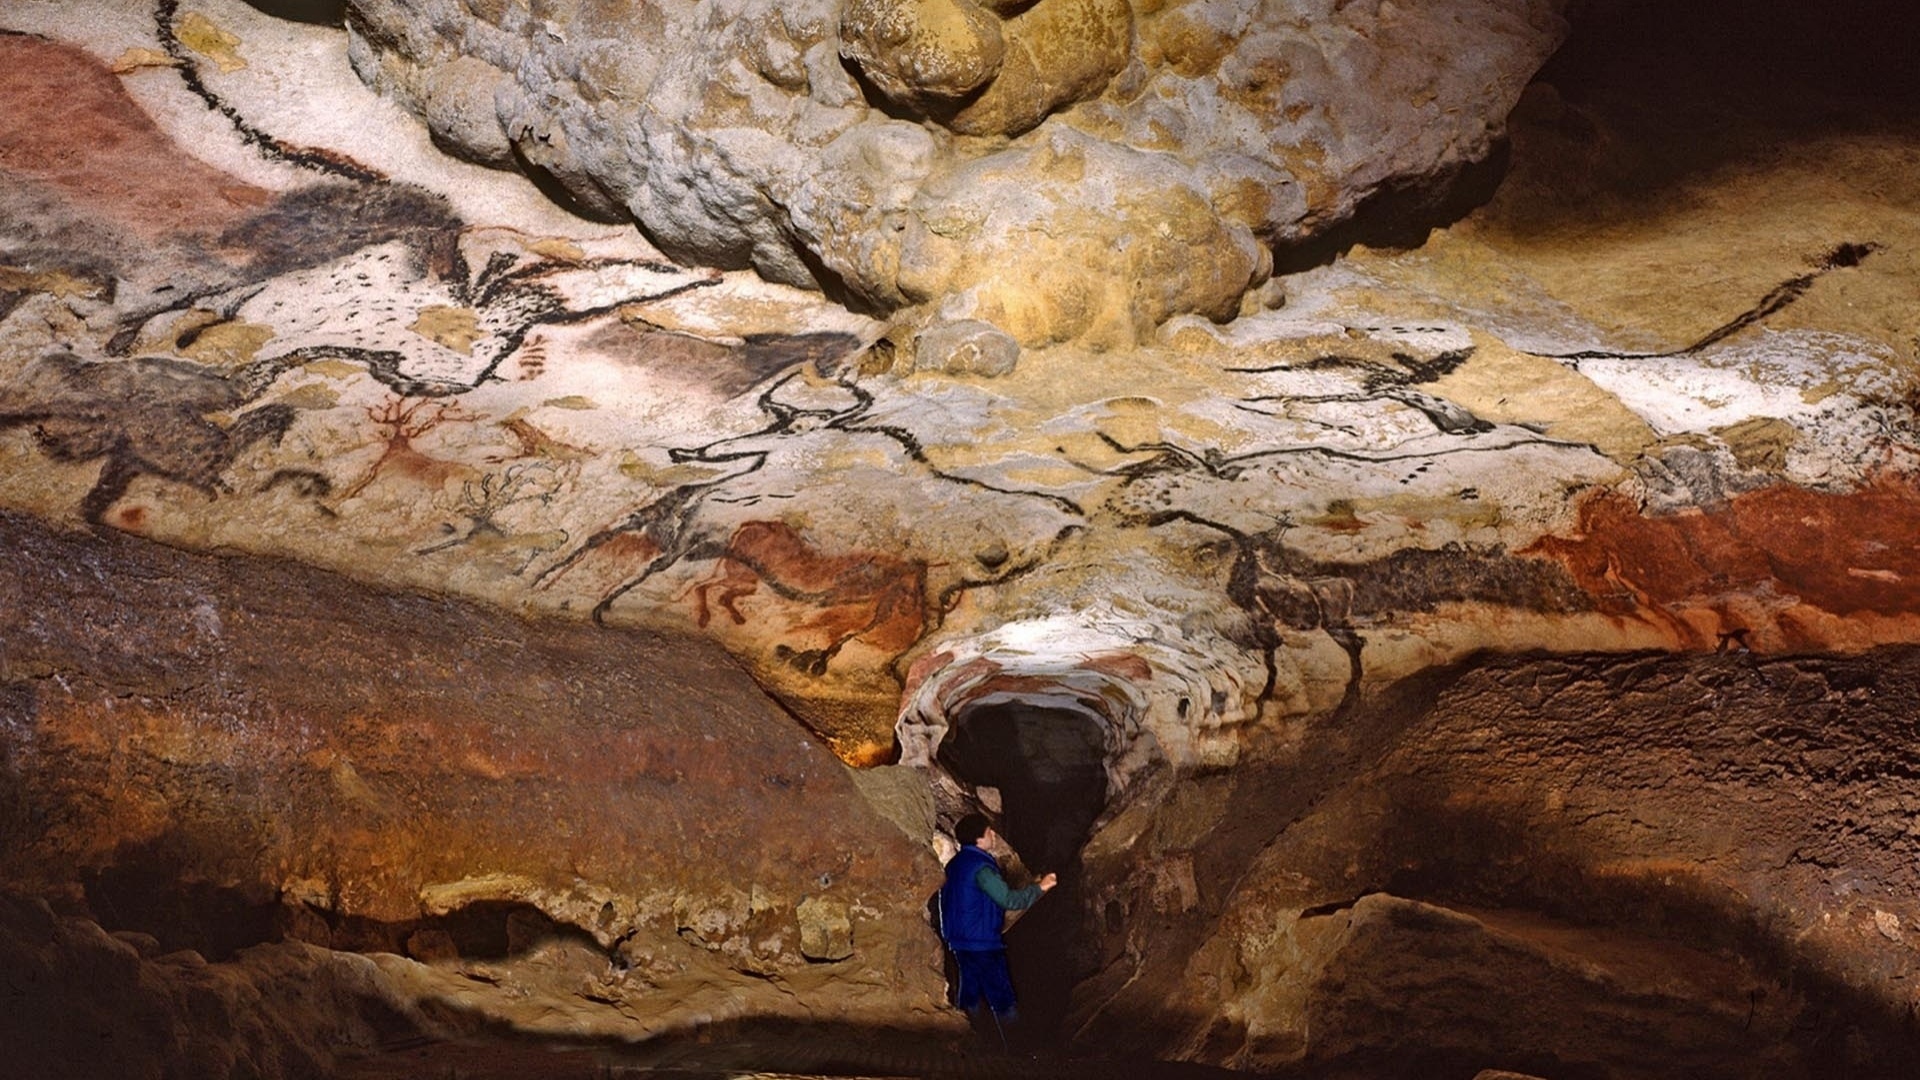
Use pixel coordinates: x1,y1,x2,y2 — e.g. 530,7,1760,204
1037,872,1058,892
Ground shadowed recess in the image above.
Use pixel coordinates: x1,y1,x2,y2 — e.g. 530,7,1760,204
937,698,1110,872
240,0,345,26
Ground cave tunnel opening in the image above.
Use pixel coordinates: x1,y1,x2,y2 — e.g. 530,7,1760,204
936,697,1112,1046
1277,0,1920,275
936,698,1111,875
1498,0,1920,230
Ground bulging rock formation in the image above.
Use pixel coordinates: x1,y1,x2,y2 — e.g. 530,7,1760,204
341,0,1566,348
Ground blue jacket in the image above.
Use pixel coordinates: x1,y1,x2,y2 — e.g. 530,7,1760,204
938,845,1041,952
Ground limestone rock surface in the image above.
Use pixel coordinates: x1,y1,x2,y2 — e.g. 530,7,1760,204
1073,649,1920,1076
339,0,1567,344
840,0,1007,105
3,0,1920,1074
0,510,948,1045
4,0,1919,768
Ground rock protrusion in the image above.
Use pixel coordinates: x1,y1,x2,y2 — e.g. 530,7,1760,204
340,0,1568,345
840,0,1007,105
796,896,856,961
914,319,1020,376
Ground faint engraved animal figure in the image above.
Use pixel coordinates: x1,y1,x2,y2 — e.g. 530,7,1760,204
415,462,572,574
488,412,593,466
1252,561,1357,634
687,521,930,676
0,352,293,528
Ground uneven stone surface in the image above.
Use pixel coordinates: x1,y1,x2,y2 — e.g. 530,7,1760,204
0,893,432,1080
1073,648,1920,1076
0,510,949,1053
338,0,1565,344
2,0,1920,1075
914,317,1020,376
6,0,1916,771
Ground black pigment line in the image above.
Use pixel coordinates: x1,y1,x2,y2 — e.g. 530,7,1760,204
1238,392,1380,406
260,468,331,498
156,0,386,183
460,250,522,307
1099,430,1598,480
1534,241,1883,361
251,346,469,398
237,268,717,396
931,523,1086,619
1117,507,1373,705
1328,625,1365,715
668,444,777,466
1222,348,1474,389
825,375,1087,518
1095,432,1249,481
583,486,738,624
466,277,720,388
568,367,1087,637
541,377,813,615
412,464,565,562
1389,348,1476,385
1128,507,1247,539
849,418,1090,516
1224,353,1375,375
1229,401,1365,436
1233,386,1495,433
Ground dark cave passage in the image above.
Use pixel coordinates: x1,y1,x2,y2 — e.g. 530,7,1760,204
936,698,1111,874
936,698,1114,1046
1553,0,1920,107
1488,0,1920,238
1277,0,1920,274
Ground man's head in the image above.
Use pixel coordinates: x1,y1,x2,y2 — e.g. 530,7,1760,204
954,813,992,848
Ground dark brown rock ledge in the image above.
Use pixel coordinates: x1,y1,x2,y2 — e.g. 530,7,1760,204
0,508,948,1073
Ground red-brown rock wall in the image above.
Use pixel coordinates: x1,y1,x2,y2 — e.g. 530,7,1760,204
1075,648,1920,1076
0,509,950,1062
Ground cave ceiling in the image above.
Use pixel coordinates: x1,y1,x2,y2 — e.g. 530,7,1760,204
2,0,1919,1075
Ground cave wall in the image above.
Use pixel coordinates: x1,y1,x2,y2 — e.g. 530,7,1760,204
4,0,1917,768
0,890,434,1080
0,508,949,1067
1,0,1919,1074
338,0,1567,348
1073,648,1920,1076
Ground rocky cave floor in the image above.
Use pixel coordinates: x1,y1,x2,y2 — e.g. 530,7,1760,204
5,0,1920,1077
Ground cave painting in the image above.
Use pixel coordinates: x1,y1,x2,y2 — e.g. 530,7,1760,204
5,1,1920,1075
1526,478,1920,652
688,519,930,677
0,352,295,529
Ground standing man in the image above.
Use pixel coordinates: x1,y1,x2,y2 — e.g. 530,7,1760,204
937,813,1057,1040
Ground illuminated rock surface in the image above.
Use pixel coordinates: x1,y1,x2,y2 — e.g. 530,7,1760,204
2,0,1919,1076
340,0,1562,346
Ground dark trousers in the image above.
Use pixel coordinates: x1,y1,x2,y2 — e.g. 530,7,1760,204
951,947,1017,1016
